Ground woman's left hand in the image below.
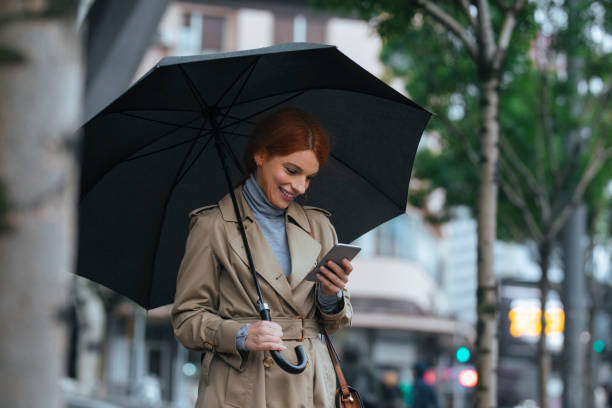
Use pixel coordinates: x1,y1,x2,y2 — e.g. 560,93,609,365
317,258,353,296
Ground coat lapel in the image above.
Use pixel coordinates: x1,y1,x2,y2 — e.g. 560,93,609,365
286,203,322,289
219,187,300,312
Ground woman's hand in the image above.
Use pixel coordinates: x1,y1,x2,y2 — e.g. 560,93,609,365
317,258,353,296
245,321,286,351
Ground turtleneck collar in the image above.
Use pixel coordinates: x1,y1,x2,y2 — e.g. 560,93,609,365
243,173,285,218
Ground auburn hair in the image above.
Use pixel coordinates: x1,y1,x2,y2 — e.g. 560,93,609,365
243,107,330,176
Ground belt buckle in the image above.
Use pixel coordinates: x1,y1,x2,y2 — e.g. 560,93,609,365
296,315,305,342
203,340,215,353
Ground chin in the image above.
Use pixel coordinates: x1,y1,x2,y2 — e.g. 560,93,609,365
275,200,290,209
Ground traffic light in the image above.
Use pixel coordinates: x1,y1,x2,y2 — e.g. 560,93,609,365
456,346,471,363
593,340,605,354
457,369,478,387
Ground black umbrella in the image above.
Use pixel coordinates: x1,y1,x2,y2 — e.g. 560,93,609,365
77,42,430,373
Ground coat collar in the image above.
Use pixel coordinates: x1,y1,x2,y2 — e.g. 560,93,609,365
218,185,312,234
218,185,320,314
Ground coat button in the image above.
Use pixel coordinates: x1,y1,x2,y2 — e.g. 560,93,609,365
263,356,274,368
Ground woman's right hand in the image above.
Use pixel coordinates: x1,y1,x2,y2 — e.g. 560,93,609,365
245,321,286,351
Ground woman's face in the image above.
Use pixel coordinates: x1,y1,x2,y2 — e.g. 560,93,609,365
254,149,320,209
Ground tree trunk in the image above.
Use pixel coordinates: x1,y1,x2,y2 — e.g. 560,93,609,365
562,204,587,408
562,2,587,402
538,241,551,408
0,2,82,408
475,74,500,408
585,293,596,408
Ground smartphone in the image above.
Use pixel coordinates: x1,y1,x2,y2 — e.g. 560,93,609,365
304,243,361,282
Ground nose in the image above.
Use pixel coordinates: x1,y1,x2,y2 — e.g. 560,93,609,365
292,176,308,195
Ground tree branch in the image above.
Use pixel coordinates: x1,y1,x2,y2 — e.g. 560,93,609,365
504,215,528,243
548,143,611,239
555,75,612,197
476,0,497,64
539,72,558,176
499,136,551,221
416,0,478,61
499,159,544,241
585,75,612,137
492,0,526,70
456,0,477,28
552,136,586,194
436,114,480,166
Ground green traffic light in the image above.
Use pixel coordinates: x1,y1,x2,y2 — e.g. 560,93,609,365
456,347,471,363
593,340,605,353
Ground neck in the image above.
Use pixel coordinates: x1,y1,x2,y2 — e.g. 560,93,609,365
243,173,285,217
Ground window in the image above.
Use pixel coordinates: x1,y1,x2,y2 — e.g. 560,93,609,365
176,9,228,54
202,15,225,51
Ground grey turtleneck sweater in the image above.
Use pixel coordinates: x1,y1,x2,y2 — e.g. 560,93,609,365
243,174,292,276
236,174,340,350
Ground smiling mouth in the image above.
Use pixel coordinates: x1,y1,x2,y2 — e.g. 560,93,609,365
279,187,296,201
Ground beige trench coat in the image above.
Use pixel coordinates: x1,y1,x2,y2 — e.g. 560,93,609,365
171,185,352,408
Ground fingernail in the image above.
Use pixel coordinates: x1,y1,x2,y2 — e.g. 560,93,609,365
282,345,287,350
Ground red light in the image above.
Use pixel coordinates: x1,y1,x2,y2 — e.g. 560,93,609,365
458,369,478,387
423,369,437,385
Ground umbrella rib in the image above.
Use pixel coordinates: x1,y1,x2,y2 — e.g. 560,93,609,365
222,113,256,126
104,108,201,114
119,112,206,131
218,91,306,131
175,133,214,185
213,56,259,109
178,65,209,110
222,130,251,139
220,132,246,175
329,153,405,211
122,130,212,162
216,86,421,112
80,115,205,199
217,57,260,129
147,132,204,307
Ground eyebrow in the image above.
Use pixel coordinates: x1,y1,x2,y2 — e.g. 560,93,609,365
284,161,318,177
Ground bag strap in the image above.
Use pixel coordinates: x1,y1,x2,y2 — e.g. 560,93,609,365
304,211,351,399
318,314,352,399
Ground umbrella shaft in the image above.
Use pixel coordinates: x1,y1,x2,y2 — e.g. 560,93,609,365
212,131,267,312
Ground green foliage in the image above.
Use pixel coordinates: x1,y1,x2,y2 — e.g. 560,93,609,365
313,0,612,246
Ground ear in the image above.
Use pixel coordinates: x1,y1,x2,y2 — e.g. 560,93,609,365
254,150,266,167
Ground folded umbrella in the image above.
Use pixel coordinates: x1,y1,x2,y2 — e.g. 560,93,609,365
77,42,431,372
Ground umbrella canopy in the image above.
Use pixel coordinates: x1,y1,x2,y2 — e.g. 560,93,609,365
78,42,431,309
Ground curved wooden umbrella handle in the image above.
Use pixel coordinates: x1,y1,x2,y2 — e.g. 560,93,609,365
259,304,307,374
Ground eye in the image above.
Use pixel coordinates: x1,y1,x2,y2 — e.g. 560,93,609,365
285,166,298,175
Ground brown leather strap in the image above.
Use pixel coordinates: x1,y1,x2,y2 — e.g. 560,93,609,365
320,322,351,398
306,212,351,398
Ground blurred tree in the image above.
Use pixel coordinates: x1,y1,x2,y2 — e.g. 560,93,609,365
403,2,612,406
312,0,612,407
312,1,532,406
0,1,82,408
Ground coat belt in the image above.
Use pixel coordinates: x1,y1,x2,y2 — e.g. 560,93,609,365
234,317,320,341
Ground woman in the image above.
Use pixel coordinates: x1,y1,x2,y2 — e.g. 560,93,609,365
171,107,353,408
